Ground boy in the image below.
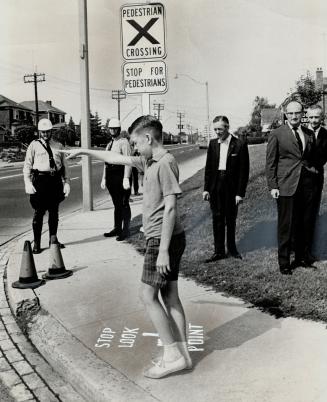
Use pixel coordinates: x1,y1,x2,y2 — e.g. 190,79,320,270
63,116,191,378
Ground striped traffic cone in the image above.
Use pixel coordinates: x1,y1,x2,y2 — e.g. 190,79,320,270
12,241,45,289
42,236,73,280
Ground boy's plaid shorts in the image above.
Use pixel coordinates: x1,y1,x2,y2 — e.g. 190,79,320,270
142,231,186,288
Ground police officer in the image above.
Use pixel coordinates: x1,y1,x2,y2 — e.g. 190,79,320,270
101,118,132,241
23,118,70,254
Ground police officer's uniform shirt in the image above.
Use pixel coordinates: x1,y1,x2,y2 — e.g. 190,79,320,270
23,139,70,185
218,134,232,171
105,137,131,156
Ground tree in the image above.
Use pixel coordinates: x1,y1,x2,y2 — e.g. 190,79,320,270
68,116,76,132
248,96,276,134
90,112,106,146
14,125,37,145
295,71,322,108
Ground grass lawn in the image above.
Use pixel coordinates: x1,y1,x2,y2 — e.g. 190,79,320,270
128,144,327,323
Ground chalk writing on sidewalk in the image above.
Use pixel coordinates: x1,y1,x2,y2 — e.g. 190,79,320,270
94,323,205,351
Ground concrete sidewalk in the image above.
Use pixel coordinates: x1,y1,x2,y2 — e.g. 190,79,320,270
6,154,327,402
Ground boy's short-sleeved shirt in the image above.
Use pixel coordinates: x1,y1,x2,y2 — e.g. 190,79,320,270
131,149,184,239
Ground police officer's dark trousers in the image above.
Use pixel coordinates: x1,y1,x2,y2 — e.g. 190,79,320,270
105,165,131,235
30,172,64,248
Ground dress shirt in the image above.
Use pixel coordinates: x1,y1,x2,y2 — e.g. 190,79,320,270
218,134,232,170
308,125,320,140
287,122,305,151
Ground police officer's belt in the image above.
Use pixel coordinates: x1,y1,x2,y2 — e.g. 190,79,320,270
31,169,59,176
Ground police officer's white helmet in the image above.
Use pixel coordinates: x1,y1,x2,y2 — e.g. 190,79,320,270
38,118,53,132
108,118,121,128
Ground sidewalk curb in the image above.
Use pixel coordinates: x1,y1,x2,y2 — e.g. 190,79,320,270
6,238,158,402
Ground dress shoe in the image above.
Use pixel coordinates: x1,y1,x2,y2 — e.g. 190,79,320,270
116,233,127,241
303,253,317,266
279,265,292,275
229,251,242,259
49,240,65,248
104,229,120,237
290,259,303,270
205,253,226,263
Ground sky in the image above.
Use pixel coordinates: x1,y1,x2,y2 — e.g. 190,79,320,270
1,0,327,134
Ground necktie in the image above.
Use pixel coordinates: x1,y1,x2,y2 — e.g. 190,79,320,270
293,128,303,154
45,140,56,169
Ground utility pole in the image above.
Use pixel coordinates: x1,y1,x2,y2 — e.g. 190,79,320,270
177,111,185,136
153,102,164,121
79,0,93,211
111,90,126,120
23,73,45,126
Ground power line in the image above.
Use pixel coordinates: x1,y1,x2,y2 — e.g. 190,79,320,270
23,72,46,125
153,101,164,121
111,90,126,120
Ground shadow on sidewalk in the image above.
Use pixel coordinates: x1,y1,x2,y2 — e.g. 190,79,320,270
190,307,281,367
64,234,105,246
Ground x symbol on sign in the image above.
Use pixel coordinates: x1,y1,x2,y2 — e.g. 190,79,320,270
127,18,160,46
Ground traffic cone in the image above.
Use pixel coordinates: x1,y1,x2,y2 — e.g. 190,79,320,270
12,241,45,289
43,236,73,280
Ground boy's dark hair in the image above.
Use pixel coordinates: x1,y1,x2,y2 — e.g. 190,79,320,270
129,115,163,142
213,115,229,125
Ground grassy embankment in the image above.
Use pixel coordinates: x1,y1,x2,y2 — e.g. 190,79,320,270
128,144,327,322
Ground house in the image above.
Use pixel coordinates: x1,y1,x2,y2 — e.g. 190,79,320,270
261,108,282,133
315,67,327,113
20,100,66,125
0,94,34,136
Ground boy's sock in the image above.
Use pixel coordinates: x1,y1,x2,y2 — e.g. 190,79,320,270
163,342,183,362
177,341,193,368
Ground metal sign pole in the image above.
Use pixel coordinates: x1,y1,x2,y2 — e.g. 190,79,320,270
79,0,93,211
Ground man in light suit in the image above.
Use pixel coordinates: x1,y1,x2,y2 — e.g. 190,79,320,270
203,115,249,262
306,104,327,262
266,101,317,274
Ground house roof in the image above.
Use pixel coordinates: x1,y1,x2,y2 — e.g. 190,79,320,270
0,95,33,111
20,100,66,115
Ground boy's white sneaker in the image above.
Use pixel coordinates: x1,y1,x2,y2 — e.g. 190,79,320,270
144,356,187,379
151,353,192,370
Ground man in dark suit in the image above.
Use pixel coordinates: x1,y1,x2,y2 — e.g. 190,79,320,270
306,104,327,261
203,115,249,262
266,101,317,274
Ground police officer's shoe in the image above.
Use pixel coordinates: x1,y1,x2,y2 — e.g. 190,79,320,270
104,229,120,237
32,244,41,254
116,231,129,241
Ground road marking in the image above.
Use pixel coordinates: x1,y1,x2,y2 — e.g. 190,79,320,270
0,173,23,180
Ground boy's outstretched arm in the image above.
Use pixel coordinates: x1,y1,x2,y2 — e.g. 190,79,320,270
60,148,134,166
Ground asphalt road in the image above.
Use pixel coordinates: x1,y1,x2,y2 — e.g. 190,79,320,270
0,144,205,245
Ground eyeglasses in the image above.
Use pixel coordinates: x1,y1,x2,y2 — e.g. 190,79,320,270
214,127,228,132
286,112,302,116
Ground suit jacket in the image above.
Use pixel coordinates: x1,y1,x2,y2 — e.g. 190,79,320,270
204,135,250,197
312,125,327,175
266,124,315,196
